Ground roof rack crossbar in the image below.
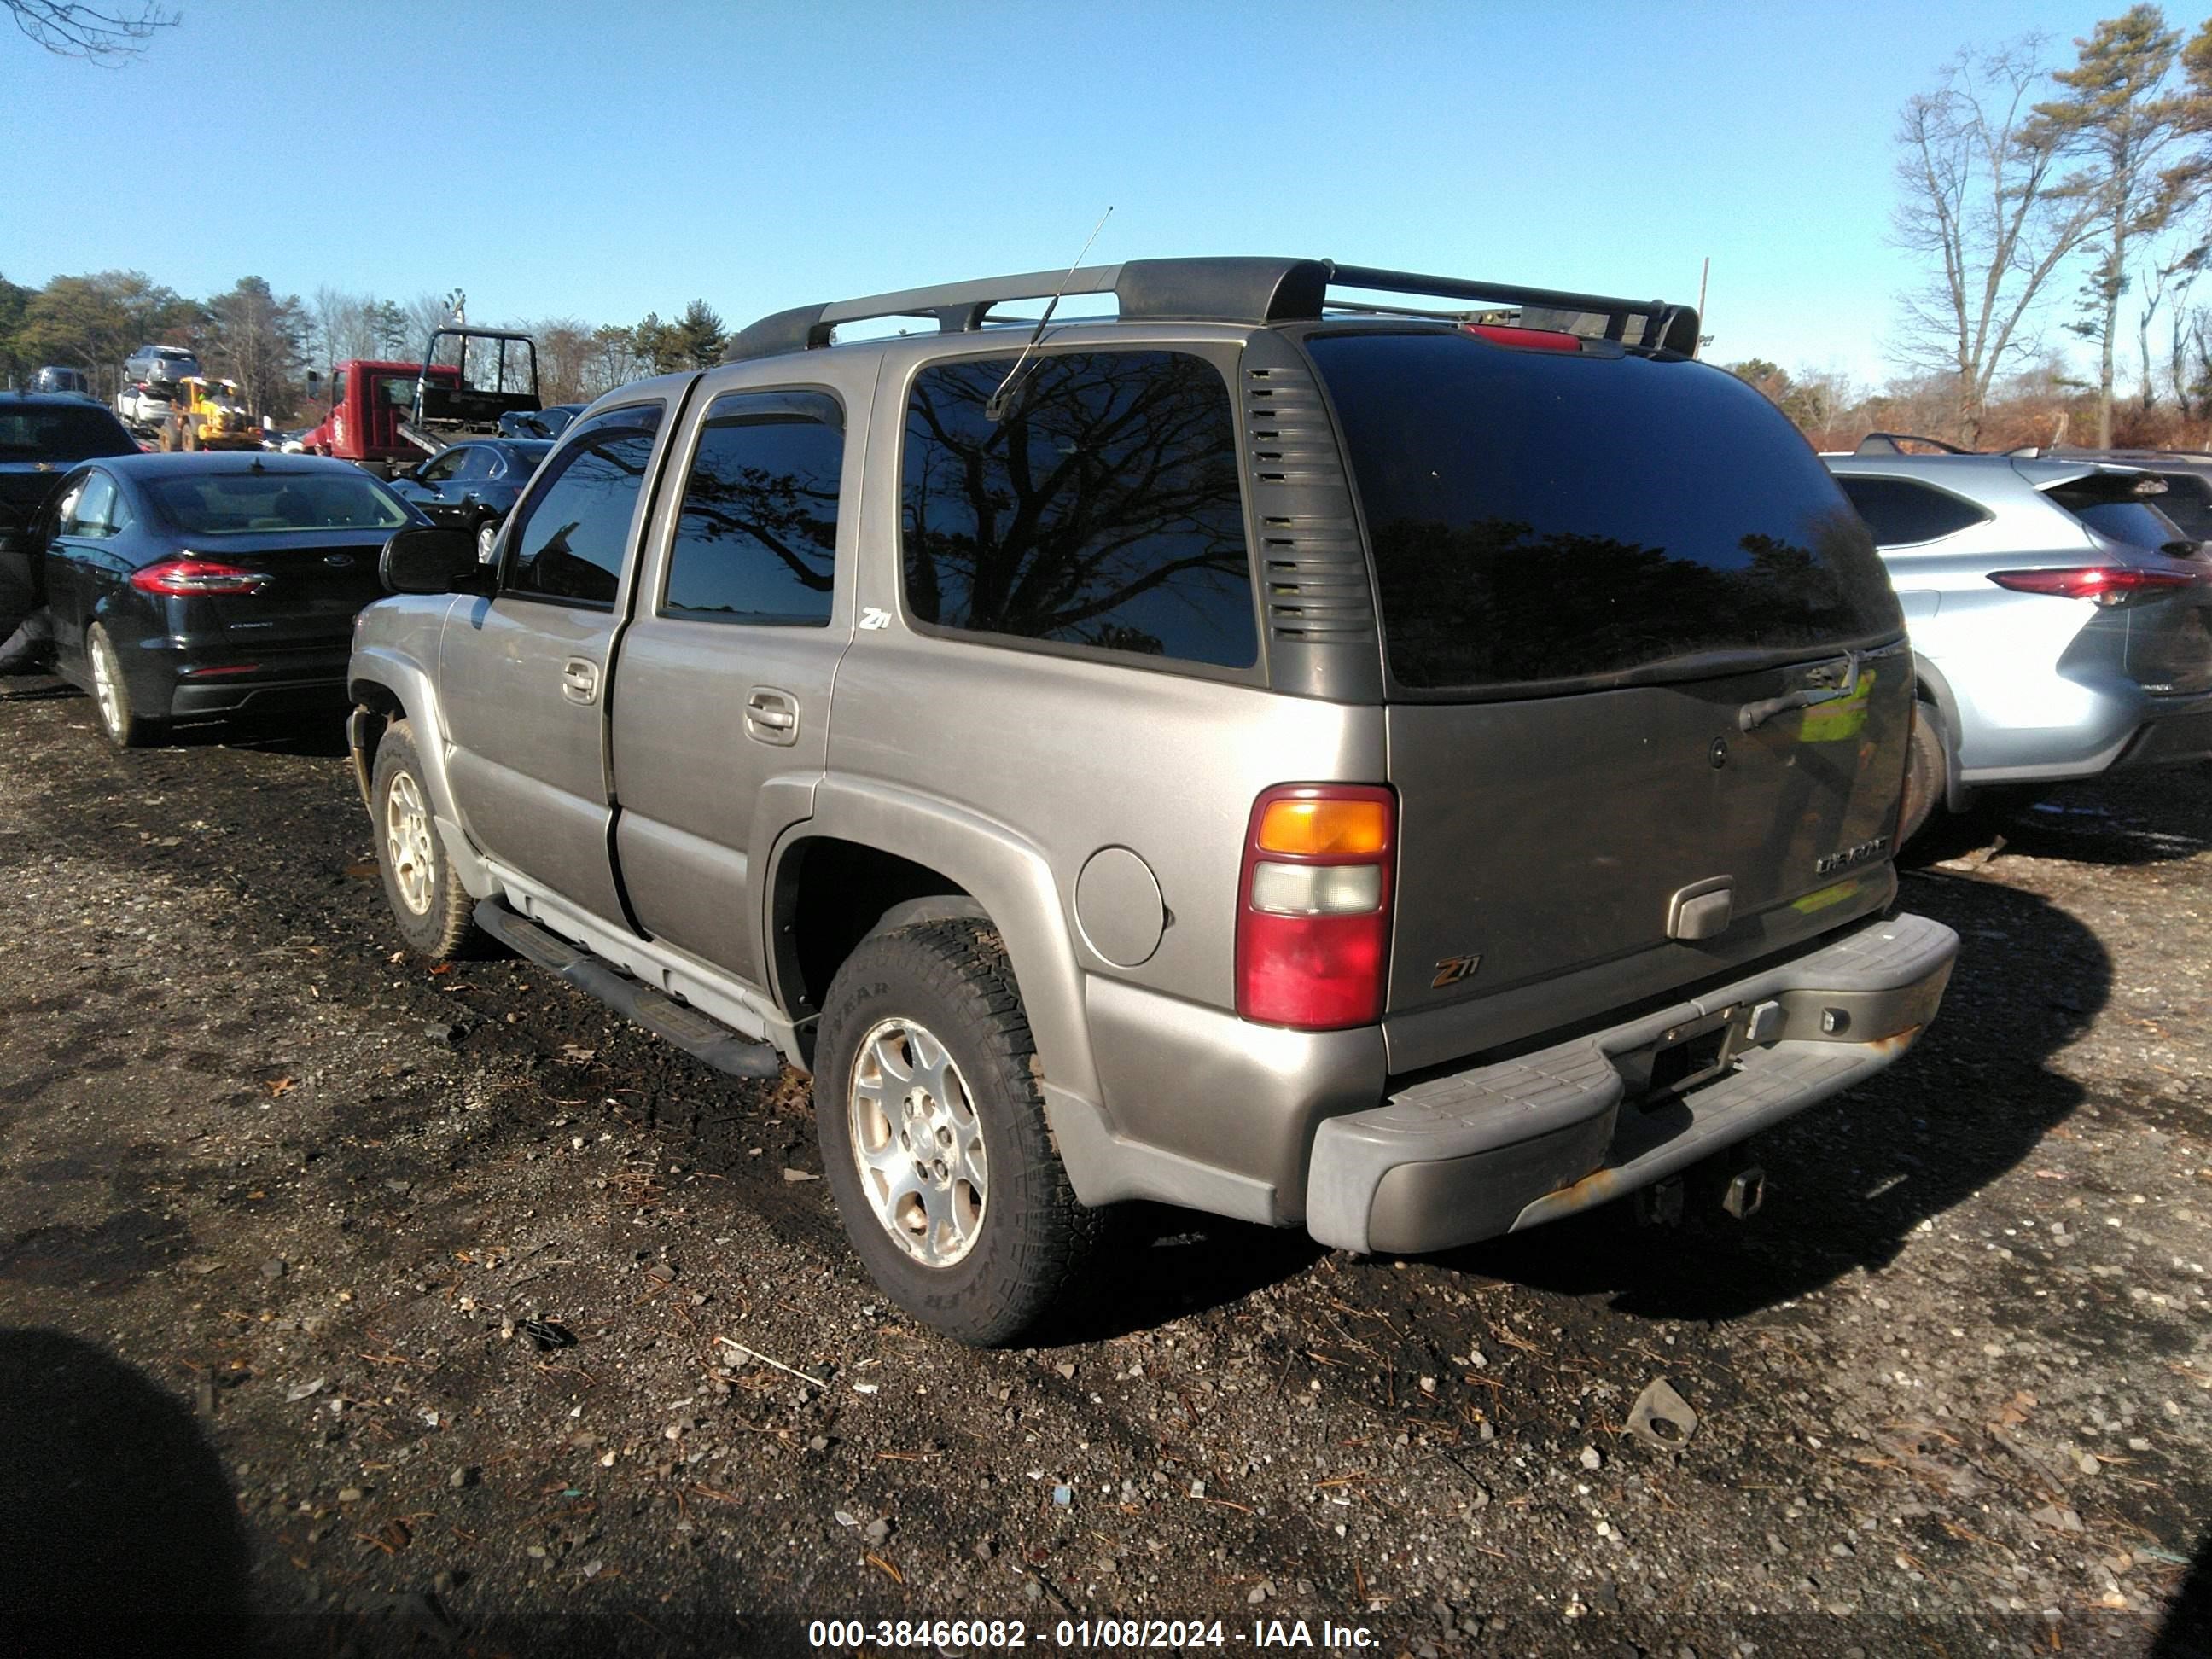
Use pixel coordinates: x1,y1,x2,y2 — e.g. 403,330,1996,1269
723,257,1702,364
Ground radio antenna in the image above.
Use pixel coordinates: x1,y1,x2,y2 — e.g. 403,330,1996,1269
985,205,1113,422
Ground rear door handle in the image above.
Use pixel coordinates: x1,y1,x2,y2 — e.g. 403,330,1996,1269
745,685,800,745
560,657,600,704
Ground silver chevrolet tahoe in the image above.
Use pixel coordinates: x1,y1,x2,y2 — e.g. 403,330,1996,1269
347,257,1959,1343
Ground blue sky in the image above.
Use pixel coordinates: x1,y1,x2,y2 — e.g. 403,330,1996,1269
0,0,2122,385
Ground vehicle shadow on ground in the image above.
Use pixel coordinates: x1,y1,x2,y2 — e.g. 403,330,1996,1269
166,711,352,760
1043,1204,1328,1344
0,1327,251,1654
1435,874,2110,1323
0,671,75,703
1909,771,2212,870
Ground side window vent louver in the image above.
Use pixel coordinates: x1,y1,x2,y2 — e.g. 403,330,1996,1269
1244,365,1372,643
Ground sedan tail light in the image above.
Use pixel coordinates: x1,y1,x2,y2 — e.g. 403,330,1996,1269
1987,565,2203,607
1236,784,1395,1031
130,559,271,597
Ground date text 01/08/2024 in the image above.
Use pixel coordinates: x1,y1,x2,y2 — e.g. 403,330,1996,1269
806,1618,1381,1650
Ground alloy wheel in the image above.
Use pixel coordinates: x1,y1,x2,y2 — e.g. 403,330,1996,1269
383,769,438,916
847,1018,988,1267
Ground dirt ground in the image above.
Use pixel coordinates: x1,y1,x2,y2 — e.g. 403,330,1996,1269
1,678,2208,1659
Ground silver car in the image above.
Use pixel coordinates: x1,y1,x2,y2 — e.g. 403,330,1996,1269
1826,439,2212,841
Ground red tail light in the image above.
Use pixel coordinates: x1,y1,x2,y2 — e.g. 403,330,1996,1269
1236,784,1395,1031
1988,565,2202,607
130,559,270,597
1462,323,1584,352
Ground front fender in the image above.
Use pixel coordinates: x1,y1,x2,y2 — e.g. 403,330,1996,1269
348,614,491,899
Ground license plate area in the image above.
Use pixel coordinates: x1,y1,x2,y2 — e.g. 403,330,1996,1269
1622,1005,1744,1106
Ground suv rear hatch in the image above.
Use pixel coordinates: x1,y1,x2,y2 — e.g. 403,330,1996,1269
2023,462,2212,697
1302,329,1911,1071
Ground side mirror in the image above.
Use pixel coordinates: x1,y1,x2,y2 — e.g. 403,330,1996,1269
381,526,488,596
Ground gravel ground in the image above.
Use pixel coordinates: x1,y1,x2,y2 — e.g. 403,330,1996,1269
0,680,2208,1659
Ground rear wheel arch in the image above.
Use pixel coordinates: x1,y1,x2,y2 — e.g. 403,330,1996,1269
1910,658,1970,811
769,836,982,1066
765,817,1094,1103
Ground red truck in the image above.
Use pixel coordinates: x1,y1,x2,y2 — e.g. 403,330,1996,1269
300,360,464,475
302,330,543,476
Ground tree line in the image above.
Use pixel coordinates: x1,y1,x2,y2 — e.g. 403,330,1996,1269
1745,4,2212,454
0,270,733,424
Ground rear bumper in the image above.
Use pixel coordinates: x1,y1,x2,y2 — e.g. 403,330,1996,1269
170,677,347,716
2110,690,2212,771
1305,911,1959,1254
161,646,352,717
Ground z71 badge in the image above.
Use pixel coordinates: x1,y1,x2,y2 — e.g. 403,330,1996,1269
1815,835,1889,876
1431,953,1482,989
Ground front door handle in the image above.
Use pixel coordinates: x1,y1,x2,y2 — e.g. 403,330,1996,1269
745,685,800,746
560,657,600,704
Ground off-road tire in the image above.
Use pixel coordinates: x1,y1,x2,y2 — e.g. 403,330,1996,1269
814,921,1106,1346
85,623,165,748
1897,699,1945,847
181,422,200,452
370,718,481,960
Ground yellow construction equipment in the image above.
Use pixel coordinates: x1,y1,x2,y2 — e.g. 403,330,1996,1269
160,377,262,451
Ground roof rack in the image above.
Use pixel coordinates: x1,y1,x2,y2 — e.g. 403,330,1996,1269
722,257,1699,364
1854,432,1978,456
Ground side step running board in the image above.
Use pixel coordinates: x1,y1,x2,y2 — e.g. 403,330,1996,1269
473,900,783,1080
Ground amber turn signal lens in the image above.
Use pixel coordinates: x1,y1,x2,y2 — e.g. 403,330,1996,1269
1257,797,1390,856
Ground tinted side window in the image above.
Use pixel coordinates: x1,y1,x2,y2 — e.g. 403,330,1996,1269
503,405,664,608
900,351,1257,669
420,449,466,483
62,473,119,537
1833,476,1989,547
663,391,841,626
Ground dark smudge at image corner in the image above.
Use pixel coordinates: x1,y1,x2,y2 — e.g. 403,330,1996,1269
0,1326,251,1652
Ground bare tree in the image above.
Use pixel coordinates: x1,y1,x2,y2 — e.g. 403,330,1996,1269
6,0,178,61
404,292,462,366
585,324,641,399
309,287,360,375
1890,36,2096,445
526,317,598,405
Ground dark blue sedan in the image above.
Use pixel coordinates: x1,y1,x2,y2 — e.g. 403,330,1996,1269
384,438,551,561
38,452,425,747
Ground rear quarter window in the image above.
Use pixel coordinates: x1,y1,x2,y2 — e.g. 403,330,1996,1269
899,350,1258,670
1832,475,1990,547
1304,330,1900,693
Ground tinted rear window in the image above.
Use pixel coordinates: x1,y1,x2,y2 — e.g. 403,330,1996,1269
2052,491,2191,551
1305,331,1899,692
147,471,410,534
2139,474,2212,540
0,404,137,463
